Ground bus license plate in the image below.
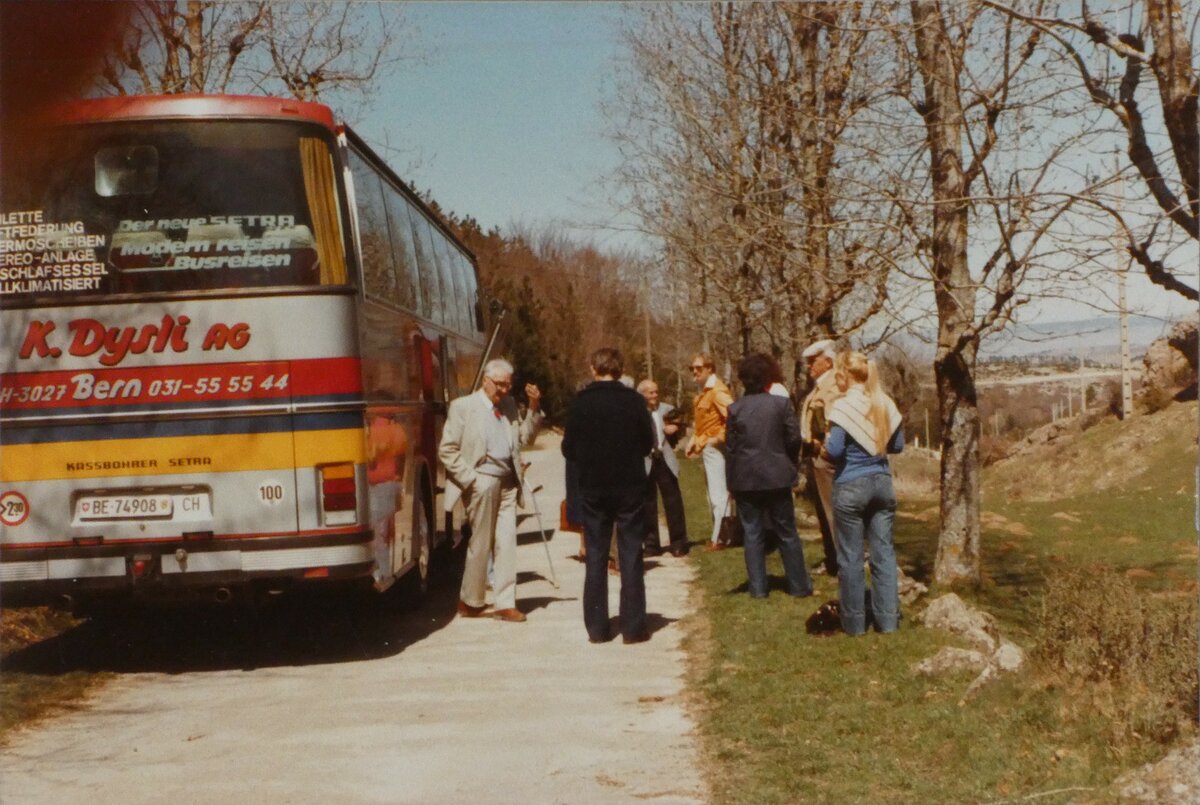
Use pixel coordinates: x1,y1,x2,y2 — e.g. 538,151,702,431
76,495,174,520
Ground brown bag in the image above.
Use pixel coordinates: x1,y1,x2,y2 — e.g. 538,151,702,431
559,500,584,533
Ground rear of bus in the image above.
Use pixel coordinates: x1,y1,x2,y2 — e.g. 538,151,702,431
0,96,373,608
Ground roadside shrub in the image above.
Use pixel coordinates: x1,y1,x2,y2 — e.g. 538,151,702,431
979,433,1013,466
1138,385,1175,415
1037,566,1198,752
0,606,80,656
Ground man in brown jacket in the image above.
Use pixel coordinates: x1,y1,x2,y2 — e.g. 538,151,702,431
800,339,841,576
684,352,734,551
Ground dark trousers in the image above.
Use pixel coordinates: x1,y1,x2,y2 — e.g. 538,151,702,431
642,456,688,552
736,488,813,598
806,456,839,575
582,487,646,641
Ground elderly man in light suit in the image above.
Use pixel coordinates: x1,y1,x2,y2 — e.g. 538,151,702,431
637,379,689,557
439,359,542,622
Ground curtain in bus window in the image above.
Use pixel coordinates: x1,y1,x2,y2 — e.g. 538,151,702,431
299,137,348,286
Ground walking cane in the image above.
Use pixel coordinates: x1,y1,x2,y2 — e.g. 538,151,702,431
520,462,559,588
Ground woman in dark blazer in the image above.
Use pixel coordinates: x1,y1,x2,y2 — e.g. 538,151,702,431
725,353,814,599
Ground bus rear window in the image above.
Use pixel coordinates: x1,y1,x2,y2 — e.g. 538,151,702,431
0,120,350,302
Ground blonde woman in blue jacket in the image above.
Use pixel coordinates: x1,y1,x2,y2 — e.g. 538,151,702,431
823,352,904,635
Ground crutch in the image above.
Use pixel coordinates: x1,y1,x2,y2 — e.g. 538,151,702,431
519,462,559,588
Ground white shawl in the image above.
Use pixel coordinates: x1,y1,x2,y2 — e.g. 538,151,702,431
827,386,902,456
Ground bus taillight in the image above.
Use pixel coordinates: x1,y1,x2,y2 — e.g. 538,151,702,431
319,464,358,525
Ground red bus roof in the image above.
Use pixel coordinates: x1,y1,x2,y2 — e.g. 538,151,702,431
47,95,338,132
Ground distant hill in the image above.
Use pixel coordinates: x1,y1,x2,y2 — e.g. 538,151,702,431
979,315,1179,364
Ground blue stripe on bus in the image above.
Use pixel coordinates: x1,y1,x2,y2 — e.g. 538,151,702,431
0,411,363,445
0,393,362,419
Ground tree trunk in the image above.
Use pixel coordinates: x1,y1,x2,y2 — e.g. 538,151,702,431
911,0,982,586
934,349,981,583
1145,0,1199,225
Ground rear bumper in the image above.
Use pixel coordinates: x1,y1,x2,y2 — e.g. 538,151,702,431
0,529,374,606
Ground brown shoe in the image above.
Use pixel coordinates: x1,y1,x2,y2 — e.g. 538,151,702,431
622,631,650,644
457,600,488,618
703,542,726,552
492,608,527,623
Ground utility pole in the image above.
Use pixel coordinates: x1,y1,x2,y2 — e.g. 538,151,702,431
1079,355,1087,414
924,407,930,452
643,272,653,380
1119,265,1134,418
670,294,681,406
1114,162,1134,419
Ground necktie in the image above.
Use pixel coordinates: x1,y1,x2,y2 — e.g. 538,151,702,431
493,404,502,420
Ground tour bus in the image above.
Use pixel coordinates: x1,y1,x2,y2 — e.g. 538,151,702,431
0,95,486,609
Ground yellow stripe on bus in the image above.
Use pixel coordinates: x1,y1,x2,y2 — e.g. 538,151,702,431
0,429,366,482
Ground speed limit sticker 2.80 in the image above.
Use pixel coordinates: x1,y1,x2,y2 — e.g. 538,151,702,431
0,491,30,526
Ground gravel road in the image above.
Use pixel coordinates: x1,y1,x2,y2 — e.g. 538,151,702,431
0,434,705,805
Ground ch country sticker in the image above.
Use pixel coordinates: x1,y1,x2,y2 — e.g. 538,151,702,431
0,490,30,526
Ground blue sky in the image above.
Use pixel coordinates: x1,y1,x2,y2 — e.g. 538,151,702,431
353,3,632,248
346,2,1193,325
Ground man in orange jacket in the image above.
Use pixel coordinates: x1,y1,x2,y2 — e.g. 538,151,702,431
684,352,734,551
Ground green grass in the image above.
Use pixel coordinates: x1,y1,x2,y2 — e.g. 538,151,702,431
677,406,1198,804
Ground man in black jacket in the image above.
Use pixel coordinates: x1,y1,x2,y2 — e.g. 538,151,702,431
562,347,656,644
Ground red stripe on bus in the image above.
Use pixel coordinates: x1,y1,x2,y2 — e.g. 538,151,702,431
0,525,366,553
288,357,364,399
0,357,361,411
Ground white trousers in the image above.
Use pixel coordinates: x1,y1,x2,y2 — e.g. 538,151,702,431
460,474,519,610
701,444,730,544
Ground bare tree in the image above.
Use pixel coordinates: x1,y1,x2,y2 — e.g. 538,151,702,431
100,1,415,110
884,0,1088,584
612,2,900,390
985,0,1198,301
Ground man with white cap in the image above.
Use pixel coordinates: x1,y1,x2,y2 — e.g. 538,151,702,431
800,338,841,576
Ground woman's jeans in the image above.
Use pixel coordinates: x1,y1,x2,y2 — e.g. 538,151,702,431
735,488,813,598
832,472,899,635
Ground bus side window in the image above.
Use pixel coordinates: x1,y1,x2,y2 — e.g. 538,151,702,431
432,232,464,332
452,251,474,334
382,185,421,313
348,151,396,302
419,216,449,327
405,203,438,321
464,256,484,333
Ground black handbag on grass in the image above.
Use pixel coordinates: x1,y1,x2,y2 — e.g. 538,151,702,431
717,501,743,547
